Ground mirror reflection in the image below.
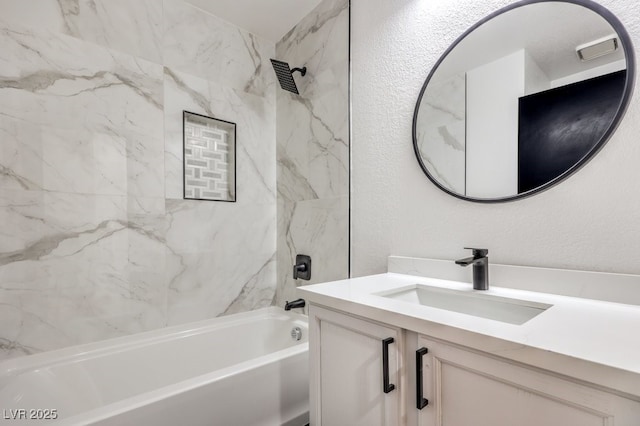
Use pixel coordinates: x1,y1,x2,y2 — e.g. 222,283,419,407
414,1,632,201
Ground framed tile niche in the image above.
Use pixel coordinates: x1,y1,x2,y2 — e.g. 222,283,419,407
183,111,236,202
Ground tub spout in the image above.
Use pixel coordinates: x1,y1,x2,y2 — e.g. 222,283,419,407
284,298,306,311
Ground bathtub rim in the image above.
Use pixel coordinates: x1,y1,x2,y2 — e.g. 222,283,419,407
0,307,308,376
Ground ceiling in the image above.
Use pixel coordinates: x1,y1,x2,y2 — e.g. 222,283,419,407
433,2,625,83
184,0,323,42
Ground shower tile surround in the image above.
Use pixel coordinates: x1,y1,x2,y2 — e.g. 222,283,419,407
0,0,277,359
274,0,350,306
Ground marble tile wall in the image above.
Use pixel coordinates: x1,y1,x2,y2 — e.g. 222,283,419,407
275,0,350,306
415,73,466,194
0,0,276,359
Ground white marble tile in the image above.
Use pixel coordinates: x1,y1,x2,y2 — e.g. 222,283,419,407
163,199,275,258
126,197,166,217
162,0,275,98
0,190,168,359
164,67,276,204
164,199,276,325
0,24,164,198
415,73,466,194
164,251,277,324
0,0,280,361
306,85,349,199
0,293,75,358
0,24,163,135
275,0,350,305
0,190,125,258
0,0,162,63
1,120,165,198
0,190,168,295
276,0,349,98
222,254,277,316
275,0,349,202
0,118,43,191
275,196,349,307
276,86,349,201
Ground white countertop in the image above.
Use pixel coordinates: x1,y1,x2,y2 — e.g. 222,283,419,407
298,272,640,399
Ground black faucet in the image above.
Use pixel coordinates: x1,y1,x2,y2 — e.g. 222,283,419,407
284,298,306,311
455,248,489,290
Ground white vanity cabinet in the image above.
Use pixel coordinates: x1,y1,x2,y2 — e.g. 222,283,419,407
308,305,404,426
308,304,640,426
413,335,640,426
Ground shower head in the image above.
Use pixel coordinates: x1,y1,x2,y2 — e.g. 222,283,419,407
270,59,307,94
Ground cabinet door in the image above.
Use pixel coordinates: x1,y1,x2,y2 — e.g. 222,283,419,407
309,305,403,426
416,336,640,426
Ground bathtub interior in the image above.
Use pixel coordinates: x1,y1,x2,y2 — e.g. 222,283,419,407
0,307,308,422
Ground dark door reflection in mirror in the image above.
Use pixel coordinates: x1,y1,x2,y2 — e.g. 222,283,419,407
413,0,635,202
518,69,626,193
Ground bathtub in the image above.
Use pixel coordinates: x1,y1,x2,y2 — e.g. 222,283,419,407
0,307,309,426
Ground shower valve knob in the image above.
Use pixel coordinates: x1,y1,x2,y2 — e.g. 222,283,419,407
293,254,311,280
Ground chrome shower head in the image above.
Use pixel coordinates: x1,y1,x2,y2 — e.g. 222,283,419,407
270,59,306,94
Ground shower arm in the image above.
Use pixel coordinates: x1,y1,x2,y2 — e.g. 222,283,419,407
290,67,307,76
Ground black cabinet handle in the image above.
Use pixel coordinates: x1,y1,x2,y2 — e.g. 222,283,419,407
382,337,395,393
416,347,429,409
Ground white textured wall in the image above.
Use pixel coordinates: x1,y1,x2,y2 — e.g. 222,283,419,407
351,0,640,276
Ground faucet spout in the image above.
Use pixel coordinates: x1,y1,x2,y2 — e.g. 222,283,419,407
284,298,306,311
455,248,489,290
454,256,477,266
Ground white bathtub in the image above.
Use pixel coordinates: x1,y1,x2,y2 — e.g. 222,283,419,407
0,307,309,426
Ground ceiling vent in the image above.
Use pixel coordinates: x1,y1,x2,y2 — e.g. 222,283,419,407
576,35,619,61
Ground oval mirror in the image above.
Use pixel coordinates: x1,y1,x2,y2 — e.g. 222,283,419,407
413,0,635,202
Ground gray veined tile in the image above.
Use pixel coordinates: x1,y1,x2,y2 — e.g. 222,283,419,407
164,199,276,325
275,196,348,307
275,0,350,306
164,67,275,203
164,199,275,255
0,119,43,191
276,73,349,200
275,0,349,202
0,117,165,198
0,0,163,63
0,191,169,308
164,248,276,325
0,24,163,135
0,0,282,360
277,151,319,203
0,191,170,358
162,0,275,98
0,298,75,359
222,253,277,316
0,24,165,198
276,0,349,95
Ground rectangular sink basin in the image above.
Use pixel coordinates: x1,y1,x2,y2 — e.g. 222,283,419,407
376,284,552,325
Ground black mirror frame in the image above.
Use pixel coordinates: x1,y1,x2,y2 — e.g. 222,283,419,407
412,0,636,203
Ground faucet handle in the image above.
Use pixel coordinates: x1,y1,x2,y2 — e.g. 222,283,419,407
293,254,312,280
463,247,488,258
